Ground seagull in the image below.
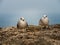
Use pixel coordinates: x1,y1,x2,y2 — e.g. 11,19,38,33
39,15,49,29
17,17,28,29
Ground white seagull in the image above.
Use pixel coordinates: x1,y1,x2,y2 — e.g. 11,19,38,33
39,15,49,28
17,17,28,29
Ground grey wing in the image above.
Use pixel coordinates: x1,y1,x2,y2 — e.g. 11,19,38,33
26,22,28,26
17,21,20,29
39,19,43,25
47,19,49,25
17,22,19,28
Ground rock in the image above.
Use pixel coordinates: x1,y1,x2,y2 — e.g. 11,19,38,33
0,27,2,30
0,25,60,45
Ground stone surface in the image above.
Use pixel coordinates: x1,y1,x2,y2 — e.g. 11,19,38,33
0,25,60,45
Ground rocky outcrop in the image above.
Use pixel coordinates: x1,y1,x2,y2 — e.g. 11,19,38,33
0,25,60,45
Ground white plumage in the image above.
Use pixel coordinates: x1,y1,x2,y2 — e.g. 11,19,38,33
39,15,49,28
17,17,28,29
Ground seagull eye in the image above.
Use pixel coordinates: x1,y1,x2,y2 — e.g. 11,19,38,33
46,16,47,17
20,18,22,20
23,19,24,21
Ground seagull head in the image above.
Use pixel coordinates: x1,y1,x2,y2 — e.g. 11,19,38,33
20,17,25,21
43,15,47,18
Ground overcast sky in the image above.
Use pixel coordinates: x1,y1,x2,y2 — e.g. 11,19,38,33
0,0,60,27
